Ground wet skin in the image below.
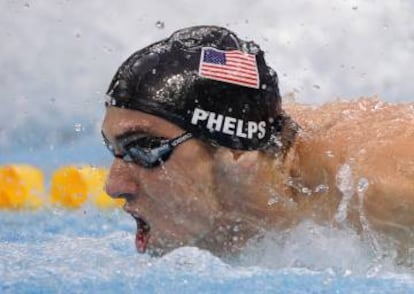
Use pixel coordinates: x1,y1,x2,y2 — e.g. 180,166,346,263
102,106,291,255
102,98,414,258
102,106,222,255
284,99,414,248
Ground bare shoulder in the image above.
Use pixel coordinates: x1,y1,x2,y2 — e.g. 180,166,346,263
284,97,414,170
284,97,414,229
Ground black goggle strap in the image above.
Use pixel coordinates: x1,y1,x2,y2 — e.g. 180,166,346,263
170,132,193,147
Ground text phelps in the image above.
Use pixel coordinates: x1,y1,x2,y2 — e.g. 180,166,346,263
190,107,266,139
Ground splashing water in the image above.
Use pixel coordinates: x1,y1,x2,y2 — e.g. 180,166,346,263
335,163,354,223
239,220,385,273
155,21,165,29
1,208,414,293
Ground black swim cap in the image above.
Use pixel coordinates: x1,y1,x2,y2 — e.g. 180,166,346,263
106,25,284,151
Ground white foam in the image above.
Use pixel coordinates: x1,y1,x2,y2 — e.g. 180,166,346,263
238,220,407,276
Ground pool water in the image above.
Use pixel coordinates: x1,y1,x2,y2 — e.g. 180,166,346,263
1,207,414,293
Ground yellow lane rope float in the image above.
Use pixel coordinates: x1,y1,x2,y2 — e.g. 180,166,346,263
50,165,124,209
0,164,123,209
0,164,44,209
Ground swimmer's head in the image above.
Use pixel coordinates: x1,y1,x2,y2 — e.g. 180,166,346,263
103,26,299,256
106,25,287,152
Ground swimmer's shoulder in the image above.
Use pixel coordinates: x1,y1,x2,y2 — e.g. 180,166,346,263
284,97,414,189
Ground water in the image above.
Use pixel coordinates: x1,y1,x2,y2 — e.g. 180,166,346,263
1,206,414,293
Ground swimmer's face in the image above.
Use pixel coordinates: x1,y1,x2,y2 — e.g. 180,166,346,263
102,107,222,255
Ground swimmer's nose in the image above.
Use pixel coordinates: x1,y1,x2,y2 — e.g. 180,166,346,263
105,158,140,200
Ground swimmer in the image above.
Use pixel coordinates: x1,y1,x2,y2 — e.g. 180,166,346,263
101,26,414,260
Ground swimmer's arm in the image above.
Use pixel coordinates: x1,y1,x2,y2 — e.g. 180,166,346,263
360,140,414,231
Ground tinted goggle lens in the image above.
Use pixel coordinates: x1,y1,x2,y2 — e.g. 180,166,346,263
123,138,173,168
102,132,192,168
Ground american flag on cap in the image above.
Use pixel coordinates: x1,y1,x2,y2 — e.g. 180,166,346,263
198,47,260,89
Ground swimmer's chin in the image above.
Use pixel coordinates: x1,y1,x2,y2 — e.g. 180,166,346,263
132,218,200,257
143,223,262,258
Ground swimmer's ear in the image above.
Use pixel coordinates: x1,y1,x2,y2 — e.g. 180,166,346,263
264,111,300,158
280,112,300,152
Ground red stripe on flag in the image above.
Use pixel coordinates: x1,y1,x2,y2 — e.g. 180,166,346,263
200,73,259,87
226,51,256,59
226,58,257,67
201,67,259,80
202,64,258,76
226,52,255,59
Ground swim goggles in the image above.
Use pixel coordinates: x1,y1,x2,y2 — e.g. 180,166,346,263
102,131,193,168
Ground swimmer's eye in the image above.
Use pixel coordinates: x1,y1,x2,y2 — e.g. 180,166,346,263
102,131,193,168
124,136,169,151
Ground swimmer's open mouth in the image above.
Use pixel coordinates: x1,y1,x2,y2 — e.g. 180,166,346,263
133,216,151,253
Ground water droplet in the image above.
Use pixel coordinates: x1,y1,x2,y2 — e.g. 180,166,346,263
373,101,384,111
155,21,165,29
313,84,321,90
151,68,157,74
75,32,81,39
314,184,329,193
267,197,279,206
301,187,312,195
242,42,260,54
357,177,369,193
102,46,113,54
228,107,233,113
366,263,382,278
74,123,83,132
244,19,249,24
335,163,354,223
352,6,358,10
24,3,30,8
261,84,267,90
325,150,335,158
